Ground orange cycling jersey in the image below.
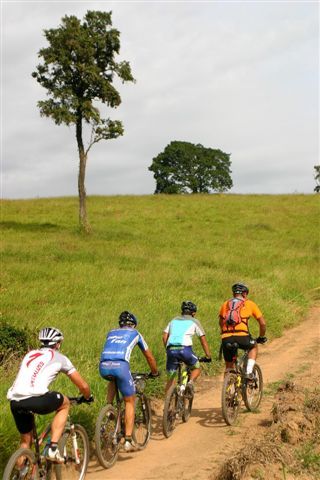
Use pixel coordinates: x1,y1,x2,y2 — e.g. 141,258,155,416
219,299,263,339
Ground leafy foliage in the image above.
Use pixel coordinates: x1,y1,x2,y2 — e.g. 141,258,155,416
32,11,135,231
0,323,35,365
149,141,233,193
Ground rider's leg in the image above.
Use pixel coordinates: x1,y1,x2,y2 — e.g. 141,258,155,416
123,395,135,437
107,380,116,404
15,431,34,468
224,361,235,372
50,395,70,443
19,431,33,449
165,372,176,393
246,345,258,374
189,367,201,382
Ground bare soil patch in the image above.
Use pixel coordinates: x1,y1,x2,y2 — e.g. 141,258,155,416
87,307,320,480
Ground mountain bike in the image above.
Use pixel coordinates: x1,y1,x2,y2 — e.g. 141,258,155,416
95,372,155,469
162,357,210,438
3,396,92,480
221,339,265,426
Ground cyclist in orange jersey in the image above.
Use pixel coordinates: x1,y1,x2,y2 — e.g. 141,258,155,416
219,283,267,380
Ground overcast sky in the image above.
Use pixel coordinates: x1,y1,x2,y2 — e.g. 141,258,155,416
1,1,319,198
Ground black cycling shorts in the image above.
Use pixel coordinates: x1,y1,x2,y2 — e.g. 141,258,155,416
222,335,256,362
10,391,64,434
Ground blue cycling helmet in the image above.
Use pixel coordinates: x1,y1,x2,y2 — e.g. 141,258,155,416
119,311,138,328
232,283,249,295
181,301,197,314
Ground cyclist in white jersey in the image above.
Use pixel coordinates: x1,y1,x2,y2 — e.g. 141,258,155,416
7,327,92,463
163,301,211,394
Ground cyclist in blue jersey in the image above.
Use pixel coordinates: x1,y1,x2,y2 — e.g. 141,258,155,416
99,311,159,452
163,301,211,394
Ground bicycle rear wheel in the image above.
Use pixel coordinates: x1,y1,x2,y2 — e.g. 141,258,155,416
3,448,39,480
242,364,263,411
163,384,179,438
182,386,193,422
132,394,152,449
95,405,120,469
58,424,89,480
221,372,241,426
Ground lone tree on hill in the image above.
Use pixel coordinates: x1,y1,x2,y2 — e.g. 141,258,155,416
32,11,135,232
314,165,320,193
149,141,233,194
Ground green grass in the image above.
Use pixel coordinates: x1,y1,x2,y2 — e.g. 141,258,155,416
0,193,319,470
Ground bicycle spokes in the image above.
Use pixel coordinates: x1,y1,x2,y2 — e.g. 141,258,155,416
221,373,241,425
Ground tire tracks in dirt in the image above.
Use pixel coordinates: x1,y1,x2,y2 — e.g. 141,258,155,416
87,306,320,480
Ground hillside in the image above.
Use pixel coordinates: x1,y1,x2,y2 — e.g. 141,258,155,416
1,194,319,472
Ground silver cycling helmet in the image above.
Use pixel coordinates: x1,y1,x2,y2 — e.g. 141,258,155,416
39,327,64,346
181,300,197,314
232,283,249,295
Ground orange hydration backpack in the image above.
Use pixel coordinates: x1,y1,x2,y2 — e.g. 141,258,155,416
224,298,245,329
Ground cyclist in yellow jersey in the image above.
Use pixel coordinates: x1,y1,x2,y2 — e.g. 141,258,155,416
219,283,267,379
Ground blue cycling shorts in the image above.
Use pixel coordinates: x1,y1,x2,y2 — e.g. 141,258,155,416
166,345,199,374
99,360,135,397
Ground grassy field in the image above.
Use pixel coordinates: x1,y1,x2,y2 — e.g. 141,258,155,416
0,194,319,470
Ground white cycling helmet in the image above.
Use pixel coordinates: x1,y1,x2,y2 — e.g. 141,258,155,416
39,327,64,346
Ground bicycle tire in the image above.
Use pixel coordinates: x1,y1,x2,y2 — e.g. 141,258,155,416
95,404,120,469
46,460,62,480
221,372,241,426
58,424,89,480
3,448,39,480
163,384,179,438
242,363,263,411
182,386,193,423
132,394,152,449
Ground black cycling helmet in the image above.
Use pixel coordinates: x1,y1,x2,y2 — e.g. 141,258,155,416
39,327,64,346
181,301,197,314
232,283,249,295
119,311,138,328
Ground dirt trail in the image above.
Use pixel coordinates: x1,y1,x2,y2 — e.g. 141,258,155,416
87,307,320,480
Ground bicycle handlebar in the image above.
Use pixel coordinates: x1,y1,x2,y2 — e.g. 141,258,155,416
225,337,268,350
198,356,212,363
68,395,94,405
132,372,161,380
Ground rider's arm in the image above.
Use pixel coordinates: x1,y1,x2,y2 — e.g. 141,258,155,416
142,349,159,375
162,331,169,348
199,335,211,358
257,316,266,337
219,315,224,334
68,371,91,399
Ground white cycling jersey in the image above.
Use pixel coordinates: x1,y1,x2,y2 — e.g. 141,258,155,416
164,315,206,347
7,348,76,401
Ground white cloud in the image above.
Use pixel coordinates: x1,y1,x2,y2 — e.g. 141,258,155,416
1,1,319,198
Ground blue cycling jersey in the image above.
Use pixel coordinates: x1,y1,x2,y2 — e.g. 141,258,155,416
100,327,148,363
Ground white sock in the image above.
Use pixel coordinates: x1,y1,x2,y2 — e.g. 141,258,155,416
246,359,255,374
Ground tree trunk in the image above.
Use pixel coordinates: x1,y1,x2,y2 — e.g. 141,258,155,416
76,113,91,233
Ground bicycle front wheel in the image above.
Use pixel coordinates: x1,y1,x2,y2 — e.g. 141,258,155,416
221,372,241,426
132,394,152,449
95,404,119,469
58,424,89,480
3,448,39,480
242,364,263,411
163,384,179,438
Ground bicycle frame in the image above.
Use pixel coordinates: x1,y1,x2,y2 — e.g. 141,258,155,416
221,342,264,425
3,396,91,480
